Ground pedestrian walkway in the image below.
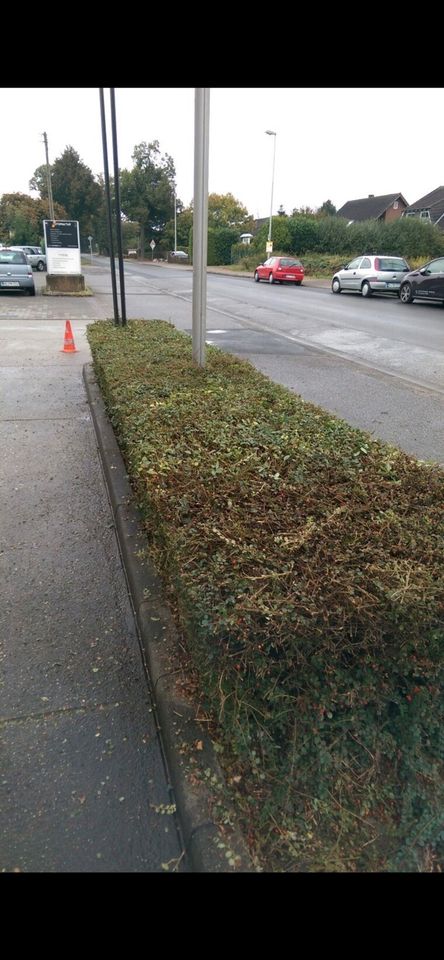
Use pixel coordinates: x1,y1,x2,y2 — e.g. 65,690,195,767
0,288,187,872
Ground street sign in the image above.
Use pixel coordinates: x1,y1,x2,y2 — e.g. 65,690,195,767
88,235,93,242
266,241,273,254
150,240,156,250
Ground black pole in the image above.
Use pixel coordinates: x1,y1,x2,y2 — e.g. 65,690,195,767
99,88,120,325
109,88,127,327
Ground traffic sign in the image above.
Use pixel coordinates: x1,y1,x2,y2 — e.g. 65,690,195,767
150,240,156,250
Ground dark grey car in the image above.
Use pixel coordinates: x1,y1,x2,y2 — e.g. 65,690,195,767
0,249,36,295
399,257,444,305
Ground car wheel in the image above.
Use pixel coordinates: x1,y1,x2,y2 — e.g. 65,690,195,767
400,282,414,304
36,260,45,271
331,277,341,294
254,271,260,282
268,273,274,284
361,281,372,298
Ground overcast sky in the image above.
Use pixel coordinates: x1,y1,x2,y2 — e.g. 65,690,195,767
1,87,442,218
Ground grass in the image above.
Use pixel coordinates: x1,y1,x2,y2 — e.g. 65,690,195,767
87,318,444,872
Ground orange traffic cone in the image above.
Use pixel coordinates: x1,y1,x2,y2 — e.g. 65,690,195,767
60,320,78,353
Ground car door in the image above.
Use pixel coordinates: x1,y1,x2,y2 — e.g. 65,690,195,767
21,247,37,268
356,256,372,287
415,257,444,300
341,257,364,290
258,257,274,280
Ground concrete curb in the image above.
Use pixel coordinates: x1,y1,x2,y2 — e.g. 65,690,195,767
83,363,252,873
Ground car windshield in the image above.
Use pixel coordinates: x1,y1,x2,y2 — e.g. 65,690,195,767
0,251,26,263
377,258,409,271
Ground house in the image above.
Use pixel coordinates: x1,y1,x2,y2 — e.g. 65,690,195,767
402,186,444,232
253,217,270,235
239,233,254,245
337,193,408,225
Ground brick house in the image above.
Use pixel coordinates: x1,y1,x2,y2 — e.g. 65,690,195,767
337,193,408,225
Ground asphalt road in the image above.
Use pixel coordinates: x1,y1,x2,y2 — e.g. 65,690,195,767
85,259,444,465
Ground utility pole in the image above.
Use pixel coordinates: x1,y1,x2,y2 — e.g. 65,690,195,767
174,184,177,253
192,88,210,368
42,132,55,221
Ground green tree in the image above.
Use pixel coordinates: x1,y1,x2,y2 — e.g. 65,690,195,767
161,201,193,253
120,141,175,258
317,199,337,217
30,146,102,243
0,192,67,246
207,193,252,229
252,216,292,255
291,205,316,217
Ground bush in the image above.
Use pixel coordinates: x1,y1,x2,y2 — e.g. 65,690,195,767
207,227,239,266
88,319,444,872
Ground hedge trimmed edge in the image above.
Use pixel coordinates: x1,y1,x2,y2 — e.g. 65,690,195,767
87,319,444,872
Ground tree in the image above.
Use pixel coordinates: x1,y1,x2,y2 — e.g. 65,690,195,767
207,193,252,229
30,146,102,241
120,141,176,258
162,203,193,253
291,205,316,217
317,199,337,218
0,192,67,246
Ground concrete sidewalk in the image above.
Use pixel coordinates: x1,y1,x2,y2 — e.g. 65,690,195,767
0,287,188,872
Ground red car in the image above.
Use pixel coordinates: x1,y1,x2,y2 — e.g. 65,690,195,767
254,256,304,285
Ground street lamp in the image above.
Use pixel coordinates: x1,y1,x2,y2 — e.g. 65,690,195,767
173,184,177,253
265,130,276,254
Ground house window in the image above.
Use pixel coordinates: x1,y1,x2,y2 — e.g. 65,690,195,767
393,201,399,209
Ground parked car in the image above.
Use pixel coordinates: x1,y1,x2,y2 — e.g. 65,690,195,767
331,254,410,297
9,245,47,271
399,257,444,305
0,249,35,295
170,250,188,260
254,256,305,285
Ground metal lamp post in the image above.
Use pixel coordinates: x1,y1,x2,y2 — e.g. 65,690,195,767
174,185,177,253
265,129,276,255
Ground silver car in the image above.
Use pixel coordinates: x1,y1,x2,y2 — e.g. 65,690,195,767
0,249,36,295
331,254,410,298
9,245,47,272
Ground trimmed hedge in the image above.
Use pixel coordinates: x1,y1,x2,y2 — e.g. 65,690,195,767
251,215,444,261
88,319,444,872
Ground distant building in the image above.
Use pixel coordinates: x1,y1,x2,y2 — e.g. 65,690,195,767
253,217,269,235
402,186,444,232
337,193,408,225
239,233,254,245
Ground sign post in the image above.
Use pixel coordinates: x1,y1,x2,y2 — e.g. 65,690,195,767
150,239,156,260
43,220,84,292
88,235,93,265
44,220,81,275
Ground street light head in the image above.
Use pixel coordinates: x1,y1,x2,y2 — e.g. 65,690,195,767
265,129,276,136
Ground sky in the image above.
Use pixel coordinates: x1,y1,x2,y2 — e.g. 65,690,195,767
1,87,443,218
